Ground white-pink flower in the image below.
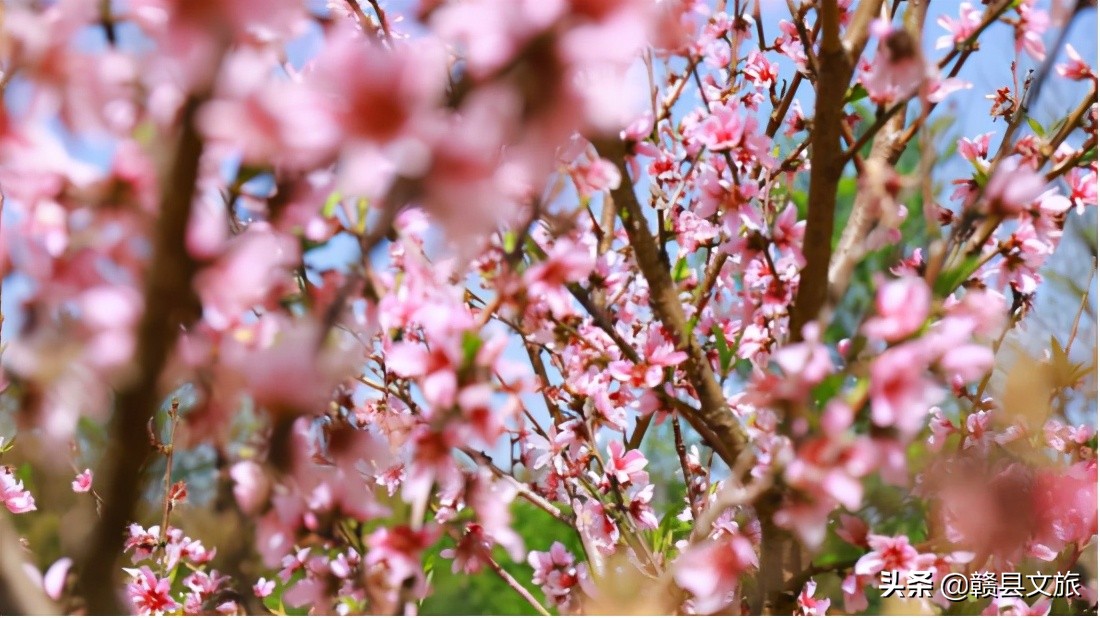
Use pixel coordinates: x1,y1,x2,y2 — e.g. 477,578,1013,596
528,542,586,612
984,159,1047,216
935,3,982,51
229,461,270,515
1,467,36,514
365,525,441,588
797,579,832,615
869,344,944,438
864,277,931,342
71,469,92,493
854,534,923,577
253,577,275,599
1057,44,1094,81
674,535,758,614
125,566,180,616
22,557,71,601
604,440,648,486
577,499,620,555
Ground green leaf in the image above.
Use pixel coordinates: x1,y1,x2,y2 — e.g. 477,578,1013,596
653,507,693,556
236,165,265,186
322,191,342,218
132,120,157,148
684,314,700,342
810,373,847,407
502,230,517,254
933,254,981,297
420,502,580,615
843,377,870,409
844,83,869,104
732,358,753,378
1050,335,1066,362
671,256,690,283
461,331,482,369
712,325,733,374
355,198,370,234
1047,117,1068,138
1026,117,1046,138
789,188,808,219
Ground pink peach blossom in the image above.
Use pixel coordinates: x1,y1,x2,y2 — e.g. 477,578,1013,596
71,468,92,493
0,467,36,514
674,534,757,614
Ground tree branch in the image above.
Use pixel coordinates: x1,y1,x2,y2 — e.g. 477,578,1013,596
788,0,852,342
827,117,905,307
74,96,208,615
827,0,928,308
842,0,884,65
485,553,550,616
593,138,747,469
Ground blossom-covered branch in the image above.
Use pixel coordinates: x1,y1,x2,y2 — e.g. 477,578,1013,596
0,0,1094,616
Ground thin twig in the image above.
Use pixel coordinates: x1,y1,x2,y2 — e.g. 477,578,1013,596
461,448,573,526
158,399,181,553
485,553,550,616
672,416,700,520
365,0,392,40
1065,259,1096,357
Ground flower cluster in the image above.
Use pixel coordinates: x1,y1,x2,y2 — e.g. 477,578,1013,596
0,0,1094,616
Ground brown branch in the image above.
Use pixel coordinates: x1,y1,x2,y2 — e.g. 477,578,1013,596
827,0,928,309
461,448,572,526
693,252,729,315
485,553,550,616
671,415,700,520
946,8,1089,270
657,56,702,124
842,0,885,64
752,0,768,52
786,0,820,78
1047,133,1097,182
782,556,860,605
689,455,770,544
842,98,909,163
1040,81,1098,170
364,0,392,40
344,0,387,41
318,176,417,346
74,95,208,615
625,413,653,451
842,0,1014,165
827,117,905,307
787,0,851,342
592,138,747,469
1065,259,1096,357
757,2,852,612
567,283,643,364
766,73,804,138
157,399,181,551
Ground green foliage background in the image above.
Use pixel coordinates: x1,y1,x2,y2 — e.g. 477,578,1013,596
420,502,583,615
